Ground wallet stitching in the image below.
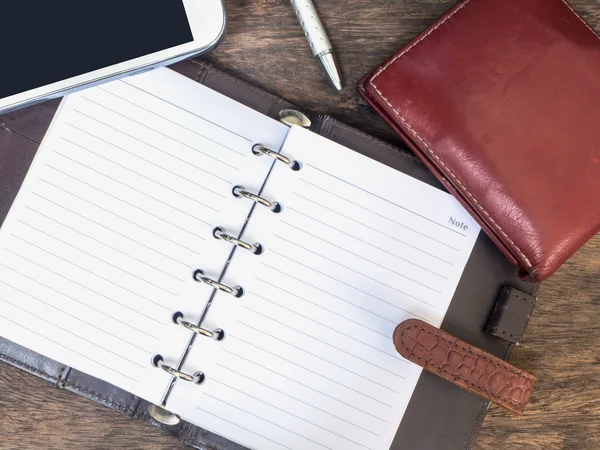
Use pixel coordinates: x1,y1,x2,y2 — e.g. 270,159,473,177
490,292,536,340
367,0,535,269
63,381,137,414
371,90,533,269
490,328,521,340
369,0,473,82
398,324,534,409
0,352,57,380
559,0,600,39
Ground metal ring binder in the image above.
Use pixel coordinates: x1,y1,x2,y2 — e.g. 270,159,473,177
252,144,302,171
213,227,263,254
173,312,225,341
232,185,282,212
152,355,205,384
253,144,292,165
193,269,244,297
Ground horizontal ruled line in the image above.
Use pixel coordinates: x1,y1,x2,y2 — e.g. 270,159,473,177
30,195,192,268
294,182,460,252
12,235,172,311
260,265,398,326
50,152,216,224
242,298,404,369
83,94,247,157
25,207,186,281
249,291,407,378
289,199,453,267
0,281,153,354
0,264,158,340
239,309,403,392
66,122,231,185
5,249,164,326
74,109,240,171
0,312,139,382
18,222,179,297
0,296,146,369
61,136,224,203
120,79,253,143
304,164,466,236
217,363,380,437
254,277,400,335
217,363,381,436
195,405,293,450
224,349,387,422
38,180,199,252
211,378,374,449
205,393,334,450
268,246,436,308
272,234,442,293
231,333,394,408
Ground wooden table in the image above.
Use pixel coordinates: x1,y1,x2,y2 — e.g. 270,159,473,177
1,1,599,448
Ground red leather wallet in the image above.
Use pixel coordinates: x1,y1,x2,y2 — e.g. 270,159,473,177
359,0,600,282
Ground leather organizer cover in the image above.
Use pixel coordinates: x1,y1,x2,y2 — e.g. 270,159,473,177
0,59,538,449
359,0,600,282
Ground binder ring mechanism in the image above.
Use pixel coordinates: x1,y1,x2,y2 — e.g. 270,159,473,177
172,311,225,341
213,226,264,255
151,354,205,384
193,269,245,298
232,185,283,213
252,144,303,171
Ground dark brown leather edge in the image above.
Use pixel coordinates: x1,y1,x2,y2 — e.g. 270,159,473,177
394,319,536,415
486,286,537,344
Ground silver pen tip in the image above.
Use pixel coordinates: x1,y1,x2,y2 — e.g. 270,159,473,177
316,51,343,91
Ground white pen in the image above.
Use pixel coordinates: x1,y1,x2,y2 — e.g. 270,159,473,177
290,0,343,91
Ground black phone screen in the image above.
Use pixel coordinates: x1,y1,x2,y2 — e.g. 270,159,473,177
1,1,193,99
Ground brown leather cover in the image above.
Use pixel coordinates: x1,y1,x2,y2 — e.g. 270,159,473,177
359,0,600,282
394,319,536,415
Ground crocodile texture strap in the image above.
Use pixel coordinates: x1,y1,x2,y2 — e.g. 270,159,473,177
394,319,536,414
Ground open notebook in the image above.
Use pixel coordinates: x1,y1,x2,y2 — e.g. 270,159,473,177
0,68,480,450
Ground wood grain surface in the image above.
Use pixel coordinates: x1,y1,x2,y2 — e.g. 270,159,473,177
1,1,600,449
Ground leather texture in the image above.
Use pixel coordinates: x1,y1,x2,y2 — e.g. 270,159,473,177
394,319,536,415
487,286,537,344
359,0,600,282
0,59,539,450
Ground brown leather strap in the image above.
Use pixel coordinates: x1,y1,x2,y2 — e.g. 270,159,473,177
394,319,536,414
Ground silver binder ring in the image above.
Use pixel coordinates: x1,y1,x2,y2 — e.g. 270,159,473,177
152,355,205,384
213,227,263,255
252,144,302,171
253,144,292,165
161,364,196,382
173,312,225,341
193,269,244,298
232,185,282,213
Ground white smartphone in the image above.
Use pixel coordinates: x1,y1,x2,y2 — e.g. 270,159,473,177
0,0,227,114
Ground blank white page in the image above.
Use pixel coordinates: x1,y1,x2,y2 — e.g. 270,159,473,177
169,125,480,450
0,68,288,404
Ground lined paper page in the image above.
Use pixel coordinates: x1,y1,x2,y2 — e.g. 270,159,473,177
0,68,288,404
170,126,480,449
